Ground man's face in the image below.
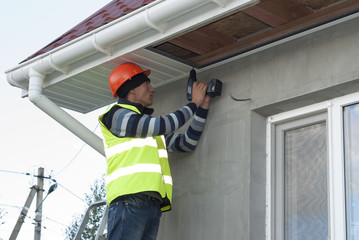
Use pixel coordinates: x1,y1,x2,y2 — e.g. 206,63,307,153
132,81,155,106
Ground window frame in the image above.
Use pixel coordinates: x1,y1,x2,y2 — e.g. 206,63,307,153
266,92,359,240
275,112,328,240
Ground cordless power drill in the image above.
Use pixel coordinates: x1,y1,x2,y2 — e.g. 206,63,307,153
186,69,222,101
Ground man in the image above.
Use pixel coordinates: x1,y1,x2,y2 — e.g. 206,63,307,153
99,62,210,240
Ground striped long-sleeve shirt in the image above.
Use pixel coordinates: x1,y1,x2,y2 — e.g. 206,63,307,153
102,100,208,152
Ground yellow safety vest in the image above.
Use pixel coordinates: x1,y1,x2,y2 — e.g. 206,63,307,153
99,104,172,211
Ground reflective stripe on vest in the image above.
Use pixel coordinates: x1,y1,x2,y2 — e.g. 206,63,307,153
162,175,173,185
106,163,173,186
105,137,168,159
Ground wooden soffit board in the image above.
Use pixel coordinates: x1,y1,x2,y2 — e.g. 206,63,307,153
148,0,359,68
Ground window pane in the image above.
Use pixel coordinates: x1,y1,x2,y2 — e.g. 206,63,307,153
344,103,359,240
284,122,328,240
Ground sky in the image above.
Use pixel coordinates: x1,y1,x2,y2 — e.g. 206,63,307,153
0,1,113,239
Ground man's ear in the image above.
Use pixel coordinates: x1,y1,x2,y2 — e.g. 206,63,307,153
126,89,136,101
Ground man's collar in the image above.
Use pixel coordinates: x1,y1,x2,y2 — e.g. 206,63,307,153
117,98,154,115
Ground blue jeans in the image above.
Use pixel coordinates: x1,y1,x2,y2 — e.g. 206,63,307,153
107,194,162,240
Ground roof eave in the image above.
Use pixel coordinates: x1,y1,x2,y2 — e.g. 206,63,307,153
5,0,258,92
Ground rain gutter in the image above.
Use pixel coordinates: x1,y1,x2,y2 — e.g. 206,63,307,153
5,0,258,156
6,0,258,88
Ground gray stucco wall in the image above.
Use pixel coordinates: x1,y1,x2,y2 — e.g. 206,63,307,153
153,16,359,240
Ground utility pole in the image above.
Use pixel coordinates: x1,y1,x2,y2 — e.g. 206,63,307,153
34,167,44,240
9,186,37,240
10,167,56,240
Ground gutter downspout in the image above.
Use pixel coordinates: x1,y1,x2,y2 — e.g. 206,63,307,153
28,68,105,157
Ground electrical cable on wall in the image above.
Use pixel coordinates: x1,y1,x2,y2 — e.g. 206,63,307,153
229,91,251,101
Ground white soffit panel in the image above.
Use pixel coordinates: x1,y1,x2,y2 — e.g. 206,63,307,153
42,49,193,113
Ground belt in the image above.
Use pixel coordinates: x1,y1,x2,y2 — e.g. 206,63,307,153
110,193,161,206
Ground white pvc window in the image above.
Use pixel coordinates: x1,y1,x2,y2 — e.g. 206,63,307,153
269,111,328,240
343,103,359,239
266,92,359,240
283,117,328,240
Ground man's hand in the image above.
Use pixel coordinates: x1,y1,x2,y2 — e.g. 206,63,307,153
200,95,211,109
191,81,207,107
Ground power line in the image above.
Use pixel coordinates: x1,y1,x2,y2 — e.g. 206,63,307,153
58,182,87,204
0,168,86,204
54,114,106,177
1,168,86,238
54,143,87,176
0,169,30,176
43,216,67,227
0,203,22,209
0,169,53,179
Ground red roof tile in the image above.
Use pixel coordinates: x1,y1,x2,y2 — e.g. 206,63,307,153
21,0,155,63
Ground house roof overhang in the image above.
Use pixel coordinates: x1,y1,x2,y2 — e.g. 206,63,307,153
5,0,359,114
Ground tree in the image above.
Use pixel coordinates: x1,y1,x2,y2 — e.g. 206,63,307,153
0,208,7,240
0,208,6,225
65,177,107,239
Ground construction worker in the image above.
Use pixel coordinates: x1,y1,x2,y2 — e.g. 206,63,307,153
99,62,210,240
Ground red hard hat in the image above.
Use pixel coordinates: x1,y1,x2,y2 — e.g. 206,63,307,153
109,62,151,97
